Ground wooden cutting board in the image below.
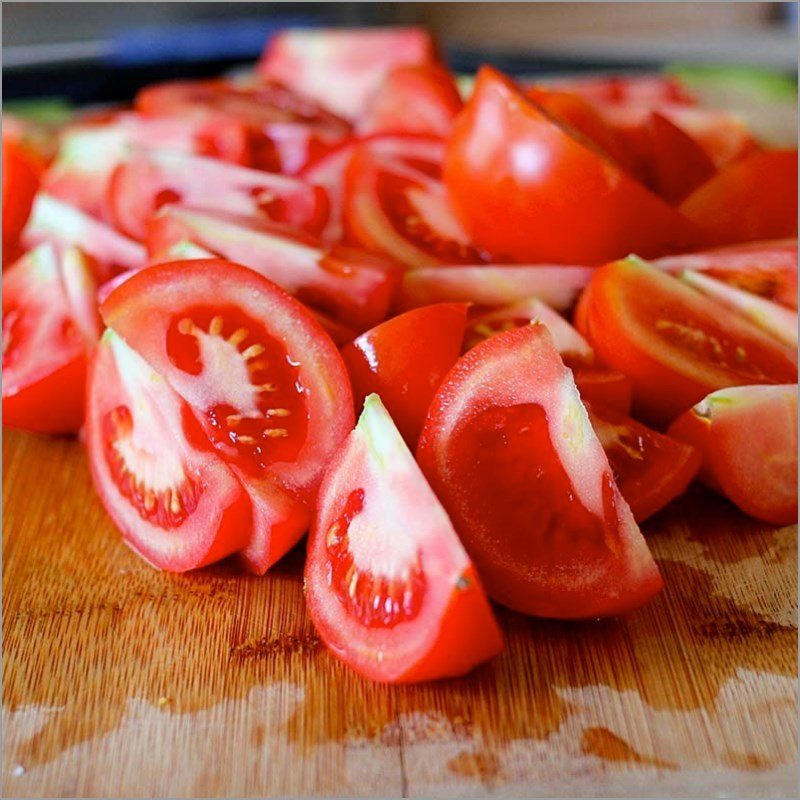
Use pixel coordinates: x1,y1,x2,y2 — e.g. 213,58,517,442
2,429,797,797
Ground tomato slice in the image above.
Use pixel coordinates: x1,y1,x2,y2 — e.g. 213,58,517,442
588,403,701,522
546,74,696,107
3,243,100,434
417,323,662,618
258,27,439,119
344,149,485,268
652,239,798,309
86,329,252,570
399,264,594,312
22,193,145,280
680,150,798,248
342,303,468,447
306,394,503,681
3,139,40,251
108,149,329,241
357,63,463,138
575,257,798,426
443,67,697,265
668,384,797,525
146,206,399,330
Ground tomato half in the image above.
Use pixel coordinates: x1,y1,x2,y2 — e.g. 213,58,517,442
668,384,797,525
341,303,468,447
146,206,400,331
344,149,485,268
357,63,463,138
443,67,697,265
101,259,355,571
652,239,798,309
108,149,329,241
3,243,100,434
2,139,40,251
417,323,663,619
86,329,251,570
306,394,503,682
588,403,701,522
680,150,798,248
575,257,798,426
258,27,439,119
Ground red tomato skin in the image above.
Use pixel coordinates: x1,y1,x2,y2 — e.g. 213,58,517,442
341,303,468,447
2,139,39,250
573,368,633,415
680,150,799,248
575,258,798,427
443,67,697,265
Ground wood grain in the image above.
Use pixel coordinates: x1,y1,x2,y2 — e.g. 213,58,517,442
2,429,797,797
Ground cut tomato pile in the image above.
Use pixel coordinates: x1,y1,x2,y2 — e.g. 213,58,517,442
3,26,797,683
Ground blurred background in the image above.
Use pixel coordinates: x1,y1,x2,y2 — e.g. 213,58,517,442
3,2,797,104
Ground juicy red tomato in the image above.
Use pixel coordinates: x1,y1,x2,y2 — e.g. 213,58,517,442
357,63,463,138
101,258,355,572
546,74,696,107
109,149,329,241
680,150,798,248
146,206,400,331
652,239,798,309
417,324,663,619
344,149,486,268
341,303,468,447
443,67,697,265
3,243,100,434
575,257,798,426
258,27,439,119
588,403,701,522
306,394,503,682
668,384,797,525
3,139,39,250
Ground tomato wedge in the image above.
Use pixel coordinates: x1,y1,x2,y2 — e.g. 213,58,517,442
399,264,594,312
86,329,251,571
306,394,503,682
652,239,798,309
101,259,354,571
341,303,468,447
588,403,701,522
668,384,797,525
258,27,439,119
357,63,463,138
2,139,39,251
22,193,146,280
443,67,697,264
680,150,798,248
546,74,696,107
344,149,485,268
108,149,329,241
417,324,663,619
146,206,399,330
576,257,797,426
3,243,100,434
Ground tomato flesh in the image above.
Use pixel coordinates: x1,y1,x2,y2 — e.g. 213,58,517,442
3,139,39,250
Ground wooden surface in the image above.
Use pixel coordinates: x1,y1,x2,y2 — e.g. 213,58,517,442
2,428,798,797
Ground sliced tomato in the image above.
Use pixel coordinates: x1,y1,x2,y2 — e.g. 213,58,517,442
3,243,100,434
86,329,252,570
668,384,797,525
680,150,798,248
108,149,329,241
588,403,701,522
443,67,697,265
575,257,798,426
258,27,439,119
3,139,40,250
399,264,594,312
572,369,633,416
146,206,399,330
344,149,485,268
546,74,696,107
357,63,463,138
652,239,798,309
341,303,468,447
306,394,502,681
417,323,663,618
22,193,146,280
101,258,354,570
3,112,59,170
